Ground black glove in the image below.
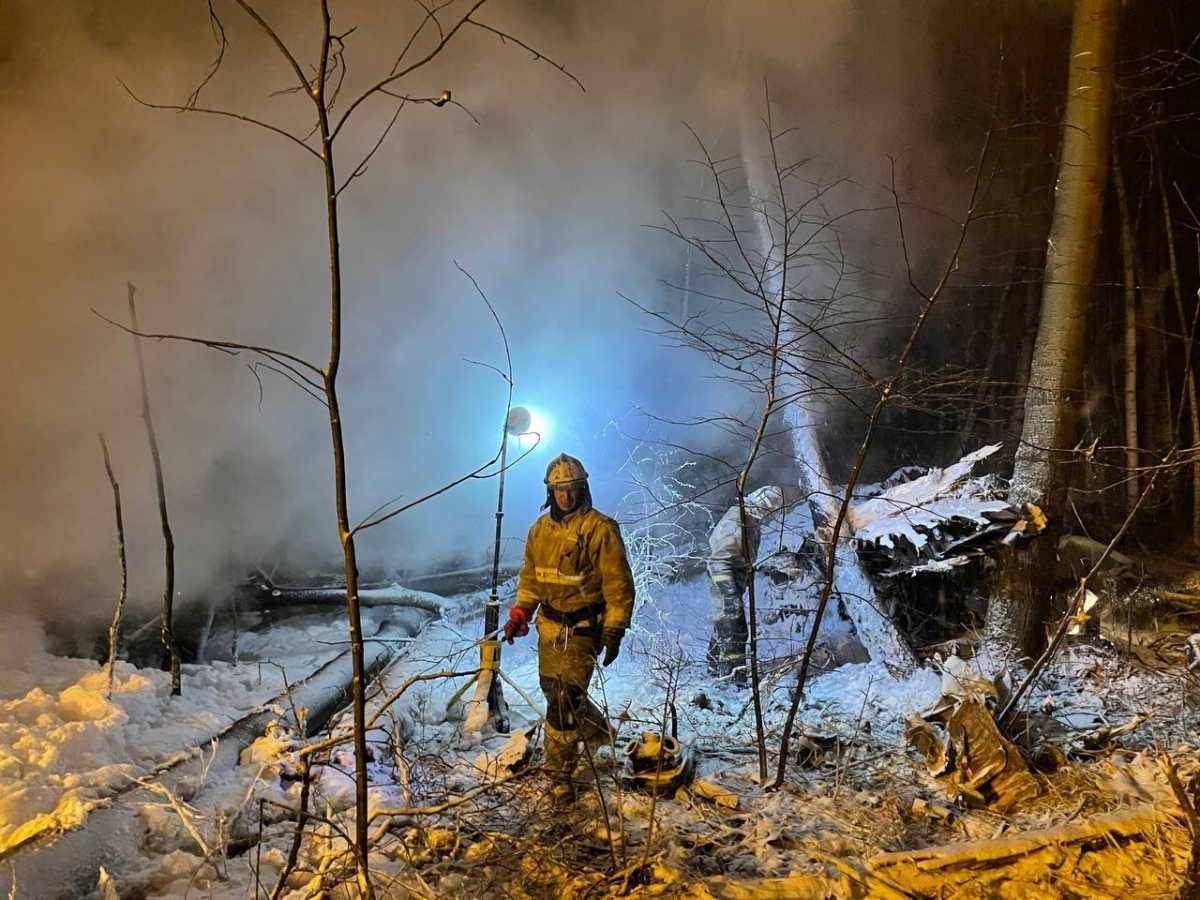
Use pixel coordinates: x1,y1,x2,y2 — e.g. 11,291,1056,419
601,627,624,667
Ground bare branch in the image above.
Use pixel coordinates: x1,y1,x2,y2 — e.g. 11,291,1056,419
117,78,321,161
350,262,524,534
465,19,585,93
337,98,407,196
455,261,514,397
389,0,453,75
185,0,228,109
248,361,330,408
353,435,542,534
91,307,324,378
380,88,481,124
334,0,491,141
461,356,512,383
231,0,313,97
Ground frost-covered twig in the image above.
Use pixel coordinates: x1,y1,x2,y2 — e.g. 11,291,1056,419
367,768,530,823
136,779,214,862
298,670,475,761
612,441,714,598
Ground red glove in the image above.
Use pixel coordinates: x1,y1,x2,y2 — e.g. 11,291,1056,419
503,607,530,644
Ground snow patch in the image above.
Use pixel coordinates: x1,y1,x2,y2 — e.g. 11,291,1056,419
799,662,943,740
0,655,290,852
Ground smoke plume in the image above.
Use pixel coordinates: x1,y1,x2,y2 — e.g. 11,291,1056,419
1,0,985,638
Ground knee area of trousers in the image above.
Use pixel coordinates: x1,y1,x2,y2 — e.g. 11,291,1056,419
540,676,585,730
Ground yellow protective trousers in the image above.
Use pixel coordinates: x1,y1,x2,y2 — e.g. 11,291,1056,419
536,616,612,777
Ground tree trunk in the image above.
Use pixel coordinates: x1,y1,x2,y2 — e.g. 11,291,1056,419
1141,271,1173,454
1007,278,1042,458
1157,157,1200,545
99,434,128,698
1005,0,1119,658
1112,138,1140,514
313,7,372,893
128,284,182,695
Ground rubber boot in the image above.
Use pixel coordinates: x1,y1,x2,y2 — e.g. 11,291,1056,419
544,722,580,804
576,695,616,758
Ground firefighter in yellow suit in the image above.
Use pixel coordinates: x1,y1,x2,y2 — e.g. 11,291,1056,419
503,453,636,789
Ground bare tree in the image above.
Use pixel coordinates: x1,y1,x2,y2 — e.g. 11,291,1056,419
99,434,128,698
629,90,991,780
769,128,994,785
1157,158,1200,545
99,2,580,892
738,96,919,675
128,284,182,696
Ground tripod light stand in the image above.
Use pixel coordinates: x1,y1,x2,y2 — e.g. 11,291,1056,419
452,406,543,733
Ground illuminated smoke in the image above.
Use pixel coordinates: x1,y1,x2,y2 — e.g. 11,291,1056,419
1,1,970,634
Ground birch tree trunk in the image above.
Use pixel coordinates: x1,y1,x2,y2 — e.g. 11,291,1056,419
1005,0,1119,656
739,124,917,672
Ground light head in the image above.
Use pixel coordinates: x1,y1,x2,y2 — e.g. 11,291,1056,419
506,406,532,436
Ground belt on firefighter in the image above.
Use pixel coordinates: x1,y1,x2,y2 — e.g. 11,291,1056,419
538,601,605,628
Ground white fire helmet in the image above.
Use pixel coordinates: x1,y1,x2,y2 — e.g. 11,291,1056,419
544,453,589,488
745,485,784,519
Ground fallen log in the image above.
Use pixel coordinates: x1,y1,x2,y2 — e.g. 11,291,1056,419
871,803,1168,873
1161,591,1200,604
873,752,1193,895
258,580,446,616
697,870,862,899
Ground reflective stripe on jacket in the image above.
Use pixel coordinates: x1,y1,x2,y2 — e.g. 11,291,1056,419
516,504,636,631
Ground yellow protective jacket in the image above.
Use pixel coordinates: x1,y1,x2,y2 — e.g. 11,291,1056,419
516,503,636,631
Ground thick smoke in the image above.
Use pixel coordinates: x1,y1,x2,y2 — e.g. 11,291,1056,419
1,0,964,637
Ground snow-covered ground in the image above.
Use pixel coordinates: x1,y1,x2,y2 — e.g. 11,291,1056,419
0,602,384,861
0,567,942,896
3,559,1196,898
0,615,296,857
